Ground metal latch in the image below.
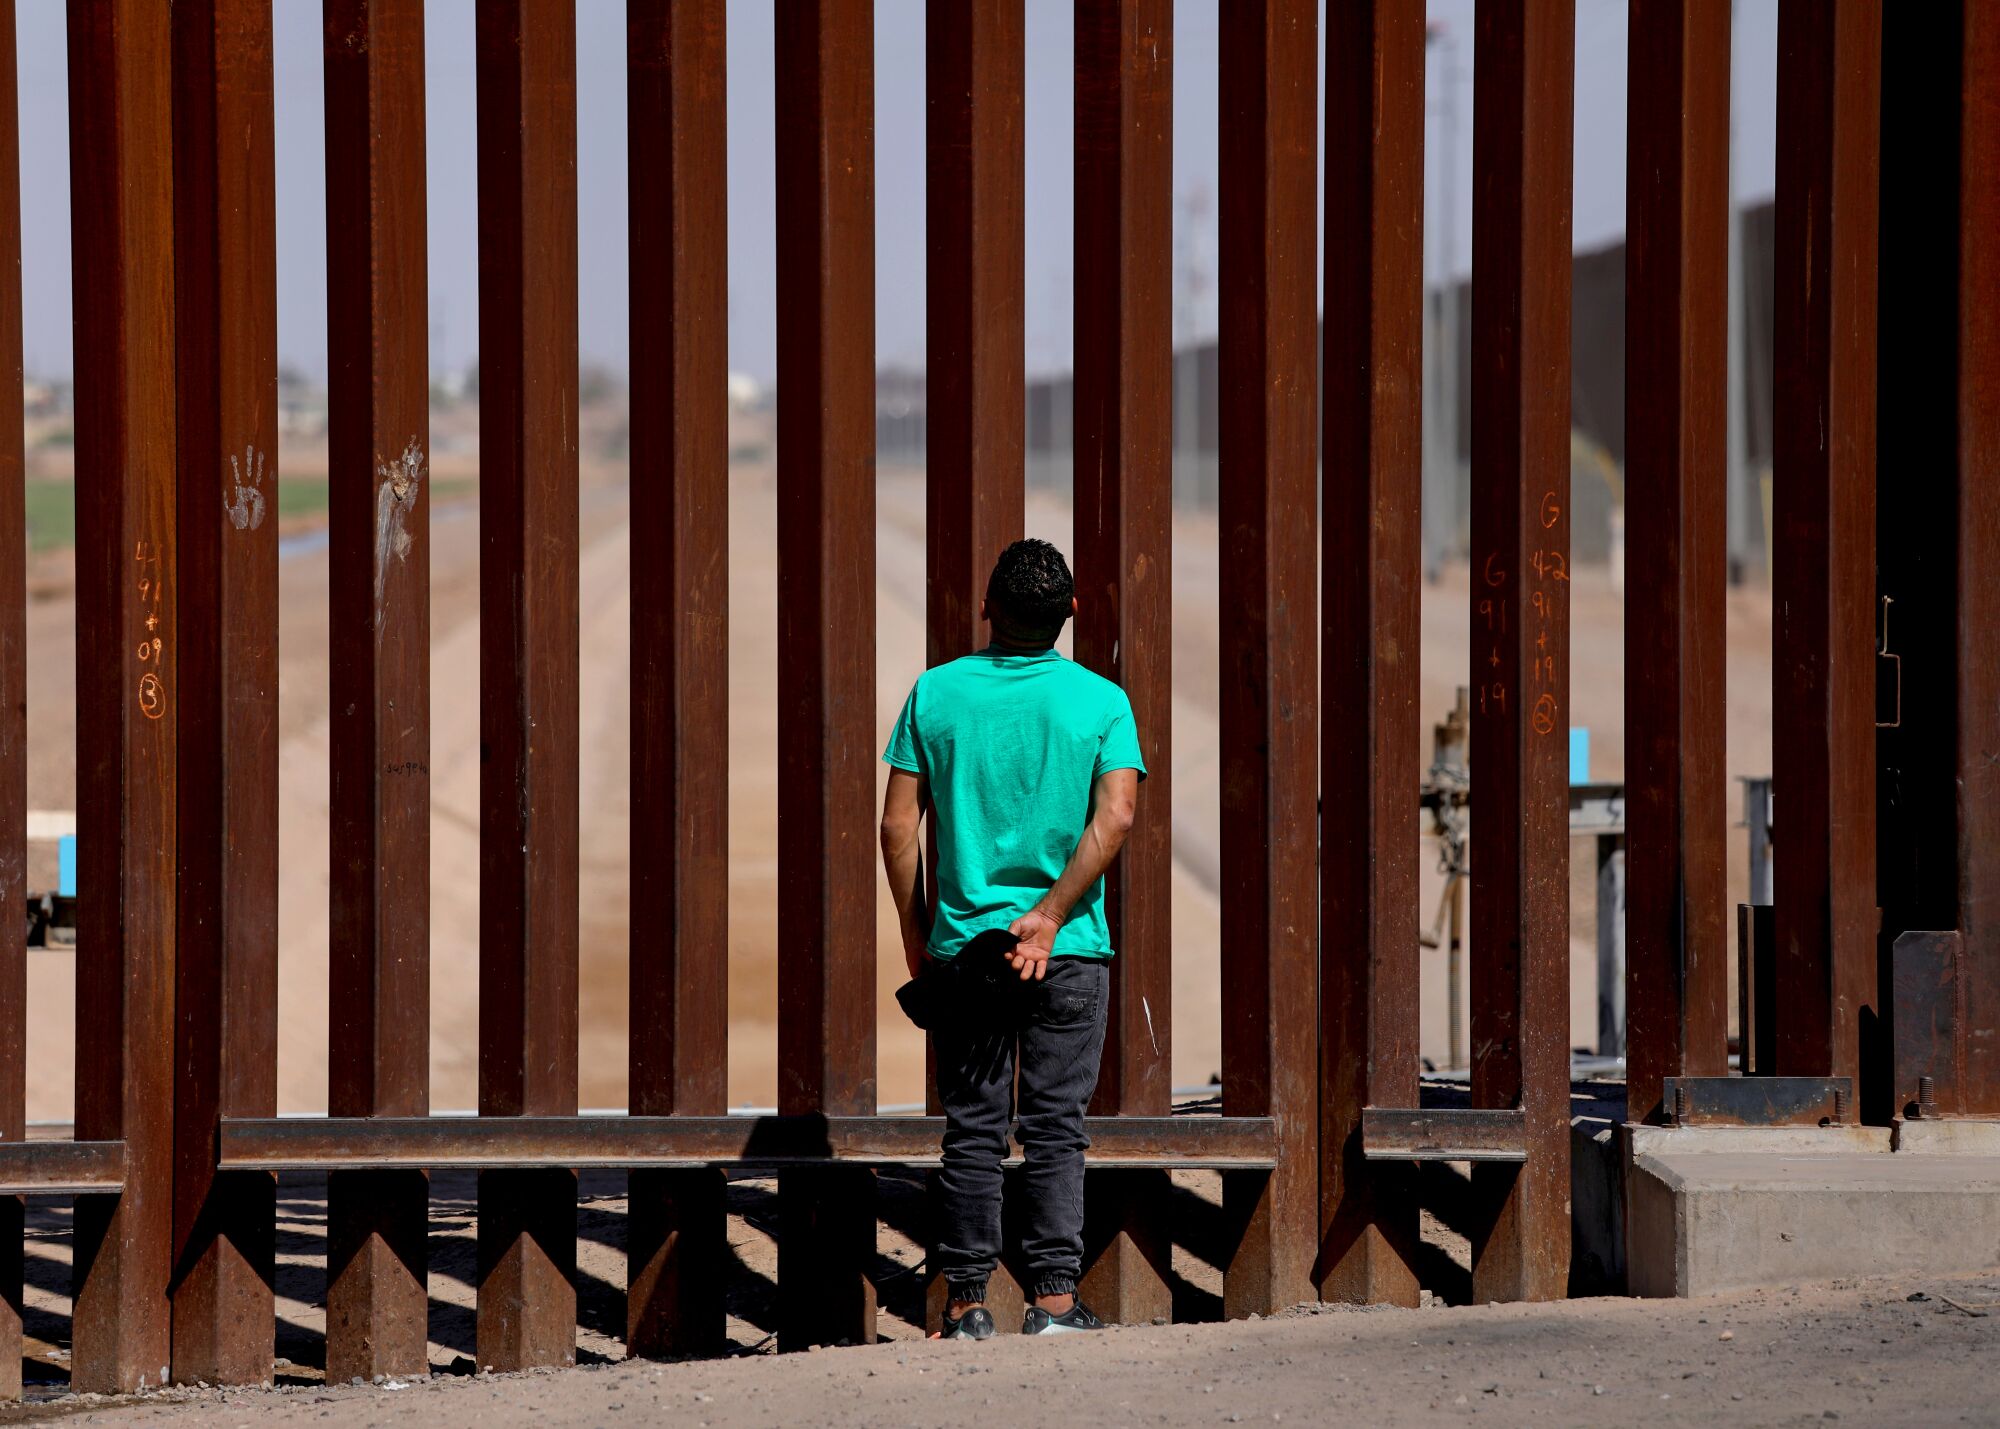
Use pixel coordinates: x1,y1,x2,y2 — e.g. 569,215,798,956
1875,595,1900,729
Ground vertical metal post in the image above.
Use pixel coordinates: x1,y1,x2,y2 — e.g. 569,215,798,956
774,0,877,1352
170,0,279,1384
1316,0,1422,1309
1875,4,1959,947
1467,0,1573,1304
1881,0,2000,1117
925,0,1026,1331
476,0,580,1371
1772,0,1879,1090
626,0,729,1358
1622,0,1732,1126
323,0,432,1381
927,0,1025,668
1073,0,1173,1326
1876,2,1964,1112
1956,0,2000,1112
1217,0,1319,1319
0,1,20,1400
67,0,179,1392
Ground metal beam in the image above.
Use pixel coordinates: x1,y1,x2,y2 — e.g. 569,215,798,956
1073,0,1174,1328
0,1142,128,1197
476,0,581,1372
169,0,279,1386
1317,0,1424,1309
322,0,432,1383
1217,0,1318,1320
1771,0,1880,1092
217,1116,1280,1172
1360,1109,1527,1164
626,0,729,1360
774,0,877,1352
1622,0,1732,1126
67,0,180,1393
1467,0,1574,1304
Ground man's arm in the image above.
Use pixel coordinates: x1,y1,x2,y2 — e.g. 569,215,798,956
1006,766,1139,980
880,768,929,979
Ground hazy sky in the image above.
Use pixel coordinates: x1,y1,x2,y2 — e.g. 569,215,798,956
13,0,1780,386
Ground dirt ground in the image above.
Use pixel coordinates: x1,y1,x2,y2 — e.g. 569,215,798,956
9,1266,1997,1427
2,1159,1992,1426
17,414,1781,1117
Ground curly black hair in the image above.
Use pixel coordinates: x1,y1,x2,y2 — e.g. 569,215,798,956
985,538,1075,643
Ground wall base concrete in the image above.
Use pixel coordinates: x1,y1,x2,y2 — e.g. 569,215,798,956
1625,1126,2000,1297
1894,1118,2000,1154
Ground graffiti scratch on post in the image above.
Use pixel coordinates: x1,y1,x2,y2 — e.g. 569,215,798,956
373,438,426,619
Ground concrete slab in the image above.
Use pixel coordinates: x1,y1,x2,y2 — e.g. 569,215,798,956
1628,1123,1893,1157
1894,1118,2000,1154
1627,1141,2000,1297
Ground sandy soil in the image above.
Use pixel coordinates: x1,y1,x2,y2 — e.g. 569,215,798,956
10,1264,1995,1427
18,419,1780,1117
0,1155,1987,1426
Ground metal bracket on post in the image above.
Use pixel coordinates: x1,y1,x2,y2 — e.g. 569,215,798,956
1660,1076,1853,1127
1891,929,1964,1120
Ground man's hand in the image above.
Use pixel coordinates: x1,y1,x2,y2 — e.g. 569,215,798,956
1000,770,1138,982
902,929,929,982
1007,907,1062,981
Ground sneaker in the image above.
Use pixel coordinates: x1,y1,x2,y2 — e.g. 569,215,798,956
937,1306,996,1341
1021,1300,1106,1335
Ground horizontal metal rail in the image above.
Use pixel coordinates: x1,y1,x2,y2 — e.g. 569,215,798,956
0,1139,127,1195
219,1114,1279,1172
1360,1107,1528,1163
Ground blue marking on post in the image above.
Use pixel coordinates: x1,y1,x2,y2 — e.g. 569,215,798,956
1568,728,1590,785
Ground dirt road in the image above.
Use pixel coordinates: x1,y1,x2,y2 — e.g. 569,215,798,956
14,1271,1994,1427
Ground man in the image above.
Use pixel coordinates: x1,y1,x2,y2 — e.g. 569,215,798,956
879,538,1144,1341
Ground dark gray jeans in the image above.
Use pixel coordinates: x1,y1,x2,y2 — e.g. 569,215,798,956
932,953,1110,1303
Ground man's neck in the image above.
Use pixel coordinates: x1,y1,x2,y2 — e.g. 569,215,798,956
990,632,1055,653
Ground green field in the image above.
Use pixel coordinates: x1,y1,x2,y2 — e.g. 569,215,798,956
23,476,471,553
25,480,73,551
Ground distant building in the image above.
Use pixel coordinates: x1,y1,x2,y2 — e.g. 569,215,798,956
277,364,328,439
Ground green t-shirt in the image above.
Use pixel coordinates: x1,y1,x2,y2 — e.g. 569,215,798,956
883,644,1146,960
